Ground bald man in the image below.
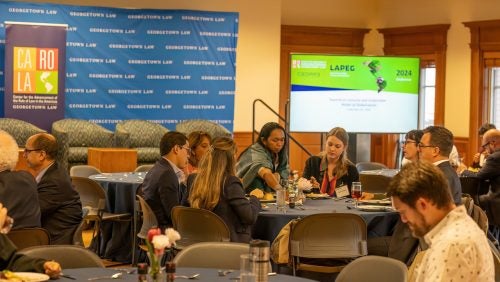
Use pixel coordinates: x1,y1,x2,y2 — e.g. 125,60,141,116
0,130,41,229
24,133,82,244
462,129,500,226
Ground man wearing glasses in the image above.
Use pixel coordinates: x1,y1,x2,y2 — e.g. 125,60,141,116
0,130,41,230
141,131,190,229
418,126,462,205
24,133,82,244
461,129,500,226
471,123,496,168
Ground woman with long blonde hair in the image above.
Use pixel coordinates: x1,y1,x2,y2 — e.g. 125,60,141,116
187,136,260,243
302,127,359,197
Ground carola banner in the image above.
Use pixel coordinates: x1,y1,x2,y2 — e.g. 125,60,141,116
4,22,67,130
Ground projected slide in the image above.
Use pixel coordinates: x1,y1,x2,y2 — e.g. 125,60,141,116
289,54,420,133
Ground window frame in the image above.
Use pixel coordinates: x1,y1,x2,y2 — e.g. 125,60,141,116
464,20,500,162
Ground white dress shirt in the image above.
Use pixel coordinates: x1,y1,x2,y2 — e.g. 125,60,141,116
411,205,494,282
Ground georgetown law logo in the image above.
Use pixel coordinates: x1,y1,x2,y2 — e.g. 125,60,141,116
13,47,59,95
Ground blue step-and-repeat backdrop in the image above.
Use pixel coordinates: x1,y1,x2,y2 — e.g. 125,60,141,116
0,1,238,131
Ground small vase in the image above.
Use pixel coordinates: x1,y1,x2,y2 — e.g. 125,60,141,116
147,253,164,282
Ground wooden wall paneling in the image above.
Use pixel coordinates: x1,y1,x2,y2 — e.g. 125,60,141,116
280,25,370,170
370,133,400,168
464,20,500,165
376,24,450,167
454,136,469,165
233,132,253,160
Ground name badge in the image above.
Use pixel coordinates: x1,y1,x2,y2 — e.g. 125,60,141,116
336,185,349,198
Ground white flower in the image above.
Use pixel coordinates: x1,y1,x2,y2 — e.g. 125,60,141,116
165,228,181,245
297,177,312,191
151,234,171,250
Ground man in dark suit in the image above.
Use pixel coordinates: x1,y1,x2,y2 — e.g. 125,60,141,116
419,126,462,205
0,130,41,229
462,129,500,225
24,133,82,244
368,126,462,264
142,131,190,229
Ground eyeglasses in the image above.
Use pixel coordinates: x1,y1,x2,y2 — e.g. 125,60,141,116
481,142,491,149
417,143,436,149
24,148,42,154
402,140,417,146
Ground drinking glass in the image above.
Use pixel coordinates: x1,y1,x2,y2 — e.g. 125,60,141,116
240,254,256,282
276,187,286,213
351,182,362,208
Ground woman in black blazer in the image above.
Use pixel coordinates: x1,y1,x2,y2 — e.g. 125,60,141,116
302,127,359,197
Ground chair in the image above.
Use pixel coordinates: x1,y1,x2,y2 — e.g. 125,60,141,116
136,195,158,258
175,119,231,138
335,255,408,282
135,164,154,173
171,206,230,249
173,242,249,269
0,118,46,146
359,169,398,193
72,207,90,247
460,176,482,204
6,228,50,250
355,162,388,172
71,176,132,254
114,120,169,165
70,165,102,178
51,119,114,170
20,245,105,268
289,213,367,275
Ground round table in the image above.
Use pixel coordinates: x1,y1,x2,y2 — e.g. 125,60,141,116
89,172,145,263
252,197,399,242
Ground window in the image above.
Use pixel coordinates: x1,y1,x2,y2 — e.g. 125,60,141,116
464,20,500,161
420,67,436,128
489,67,500,127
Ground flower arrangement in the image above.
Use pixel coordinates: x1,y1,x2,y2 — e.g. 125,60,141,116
146,227,181,281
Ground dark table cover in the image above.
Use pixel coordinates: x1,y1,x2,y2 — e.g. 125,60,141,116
88,172,399,264
89,172,145,263
61,267,316,281
252,198,399,243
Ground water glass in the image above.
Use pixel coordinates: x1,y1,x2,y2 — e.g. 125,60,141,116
240,254,256,282
276,187,286,213
351,182,362,208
